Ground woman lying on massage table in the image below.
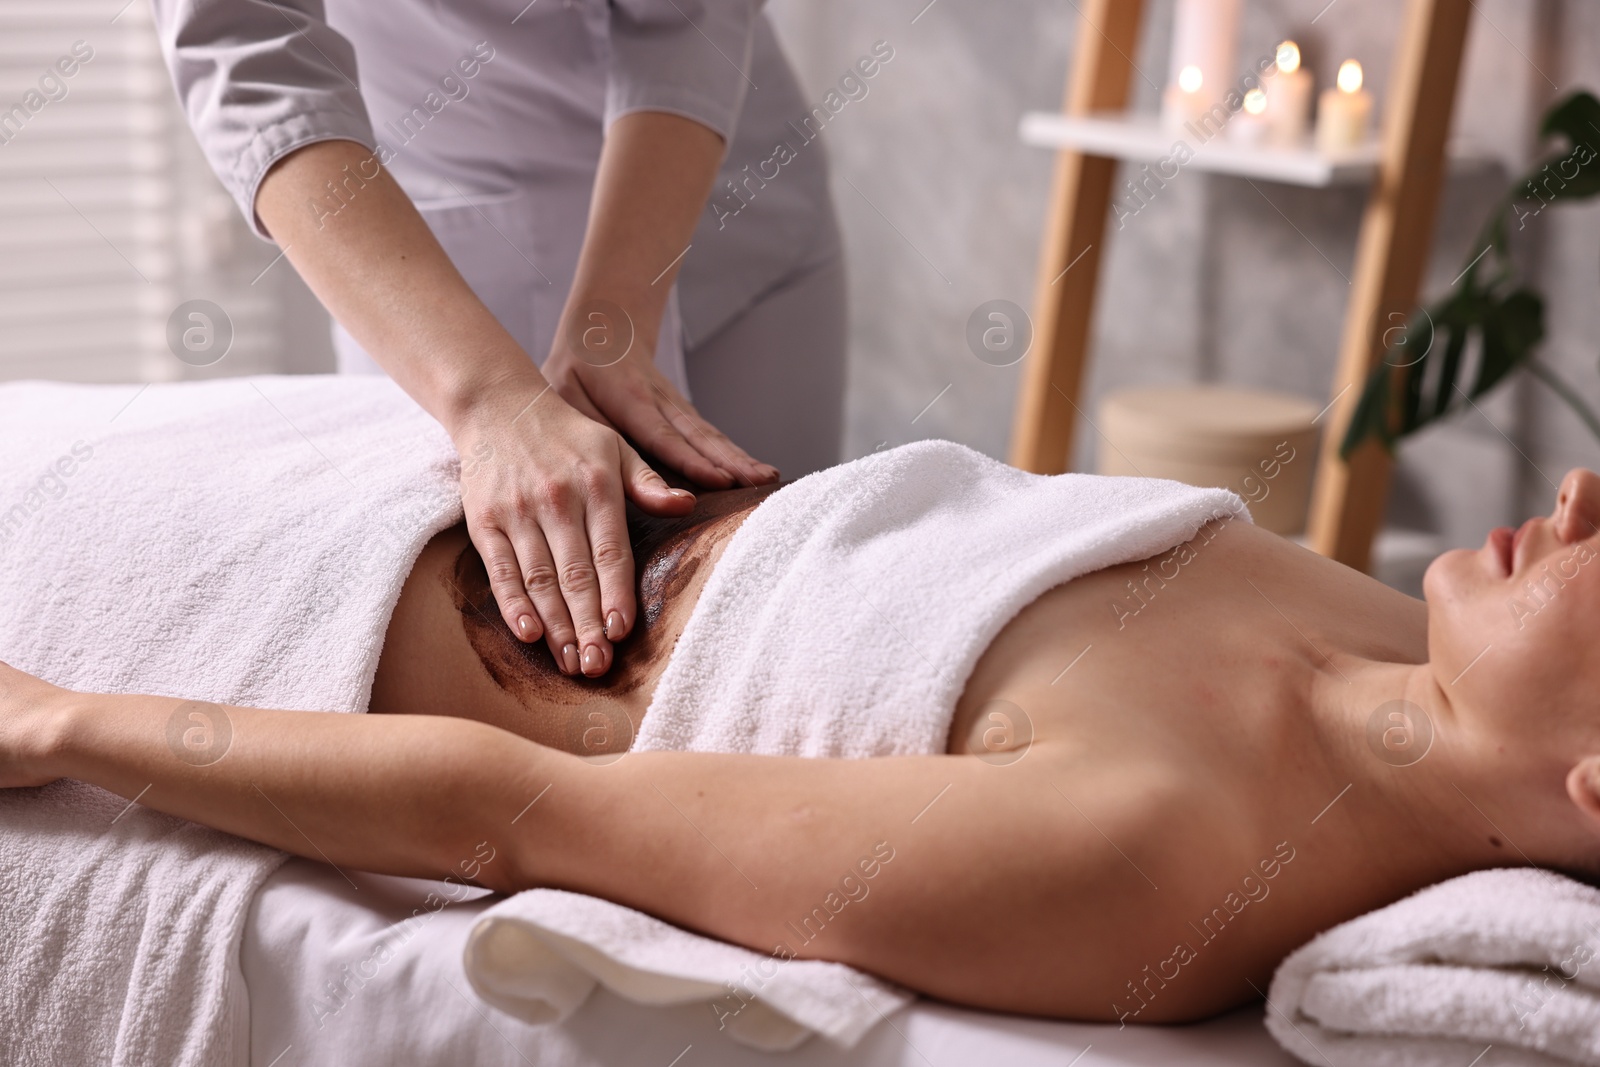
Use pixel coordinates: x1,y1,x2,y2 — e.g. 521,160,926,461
4,466,1600,1027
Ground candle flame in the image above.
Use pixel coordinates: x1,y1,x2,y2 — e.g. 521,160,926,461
1243,88,1267,115
1337,59,1364,94
1275,41,1301,75
1178,65,1203,94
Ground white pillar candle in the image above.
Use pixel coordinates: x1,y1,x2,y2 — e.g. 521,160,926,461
1227,88,1270,146
1162,64,1208,130
1265,41,1313,146
1160,0,1242,132
1316,59,1374,153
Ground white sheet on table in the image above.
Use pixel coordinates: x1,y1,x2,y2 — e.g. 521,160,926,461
243,858,1299,1067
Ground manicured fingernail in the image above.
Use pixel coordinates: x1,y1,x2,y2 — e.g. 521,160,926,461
561,644,580,674
669,488,694,500
516,614,538,641
605,611,624,640
581,643,605,675
760,465,780,481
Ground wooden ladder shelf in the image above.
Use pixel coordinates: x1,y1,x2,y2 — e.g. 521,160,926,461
1008,0,1473,572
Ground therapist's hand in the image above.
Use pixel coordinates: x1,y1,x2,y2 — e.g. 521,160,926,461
542,338,776,491
256,140,703,677
453,381,694,677
547,110,779,492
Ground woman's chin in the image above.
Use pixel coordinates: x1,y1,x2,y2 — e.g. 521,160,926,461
1420,549,1467,605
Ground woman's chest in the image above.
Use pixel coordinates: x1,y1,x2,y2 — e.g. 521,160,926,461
948,519,1428,761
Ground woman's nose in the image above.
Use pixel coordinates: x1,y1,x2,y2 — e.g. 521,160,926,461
1555,468,1600,542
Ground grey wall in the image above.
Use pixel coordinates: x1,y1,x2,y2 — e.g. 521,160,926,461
766,0,1600,560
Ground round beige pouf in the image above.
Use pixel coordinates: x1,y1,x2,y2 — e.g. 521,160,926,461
1097,385,1321,535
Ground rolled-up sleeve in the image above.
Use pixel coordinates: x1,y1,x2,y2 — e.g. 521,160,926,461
604,0,763,141
149,0,376,239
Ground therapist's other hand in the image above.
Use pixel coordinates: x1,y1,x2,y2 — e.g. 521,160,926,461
543,340,778,492
454,384,694,677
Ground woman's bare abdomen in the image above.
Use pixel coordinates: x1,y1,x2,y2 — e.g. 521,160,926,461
369,486,775,754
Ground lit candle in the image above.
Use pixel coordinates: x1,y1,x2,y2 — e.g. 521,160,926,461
1265,40,1313,146
1227,87,1270,146
1316,59,1374,153
1162,64,1206,129
1160,0,1242,131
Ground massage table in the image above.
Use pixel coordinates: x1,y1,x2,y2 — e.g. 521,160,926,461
240,859,1299,1066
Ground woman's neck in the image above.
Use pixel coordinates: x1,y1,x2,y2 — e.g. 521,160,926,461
1313,650,1588,886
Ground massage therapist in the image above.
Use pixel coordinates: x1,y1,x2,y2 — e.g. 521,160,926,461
149,0,846,678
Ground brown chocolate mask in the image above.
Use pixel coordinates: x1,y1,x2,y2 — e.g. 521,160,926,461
447,484,784,739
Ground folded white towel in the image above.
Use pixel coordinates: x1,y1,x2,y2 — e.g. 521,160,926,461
1266,868,1600,1067
0,376,461,1067
466,440,1250,1050
464,889,911,1051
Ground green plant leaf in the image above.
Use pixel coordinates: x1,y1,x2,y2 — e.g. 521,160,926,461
1340,91,1591,457
1427,318,1468,420
1512,91,1600,216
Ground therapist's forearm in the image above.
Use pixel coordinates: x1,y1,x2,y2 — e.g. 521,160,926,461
563,111,725,352
253,139,541,435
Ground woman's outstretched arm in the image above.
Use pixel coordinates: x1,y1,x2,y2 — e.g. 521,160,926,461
5,664,1140,1018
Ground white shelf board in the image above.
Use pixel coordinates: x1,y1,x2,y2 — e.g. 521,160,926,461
1019,111,1383,187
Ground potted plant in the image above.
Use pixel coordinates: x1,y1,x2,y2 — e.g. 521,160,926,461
1342,91,1600,455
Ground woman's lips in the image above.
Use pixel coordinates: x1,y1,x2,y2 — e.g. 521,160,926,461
1488,525,1514,577
1510,517,1540,572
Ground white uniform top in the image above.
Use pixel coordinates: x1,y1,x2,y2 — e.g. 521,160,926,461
149,0,838,392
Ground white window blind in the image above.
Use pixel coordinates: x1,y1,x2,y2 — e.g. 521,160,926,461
0,0,291,384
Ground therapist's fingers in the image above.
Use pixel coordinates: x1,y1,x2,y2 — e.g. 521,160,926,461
535,487,613,678
556,351,776,490
471,524,544,646
627,404,738,489
620,442,696,518
654,386,777,488
508,517,586,675
565,362,741,488
584,469,638,646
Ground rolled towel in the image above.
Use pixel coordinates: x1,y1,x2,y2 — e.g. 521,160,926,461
1266,868,1600,1067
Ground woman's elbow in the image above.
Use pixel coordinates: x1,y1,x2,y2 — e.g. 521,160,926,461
412,717,559,896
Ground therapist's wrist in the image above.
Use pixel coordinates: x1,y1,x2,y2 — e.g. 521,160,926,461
435,360,555,441
554,284,664,372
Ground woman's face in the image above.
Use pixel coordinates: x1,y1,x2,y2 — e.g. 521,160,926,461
1423,468,1600,722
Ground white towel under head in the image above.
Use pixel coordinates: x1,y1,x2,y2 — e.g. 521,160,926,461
1267,867,1600,1067
465,440,1252,1049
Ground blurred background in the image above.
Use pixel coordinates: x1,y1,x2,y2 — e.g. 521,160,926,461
2,0,1597,591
